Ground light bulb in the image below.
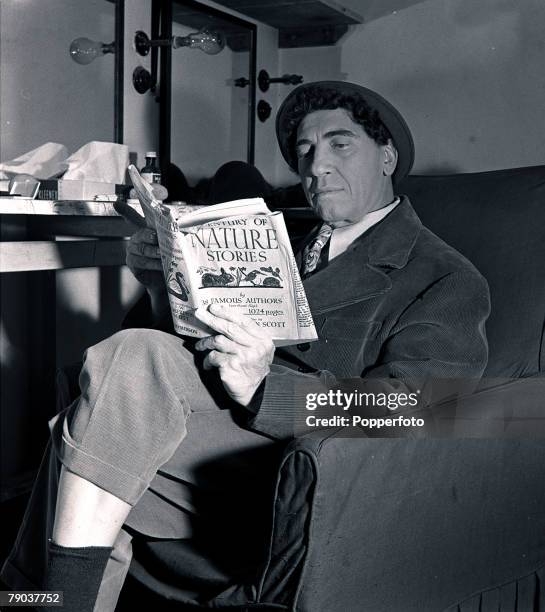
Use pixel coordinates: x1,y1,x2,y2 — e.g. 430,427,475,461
173,28,225,55
69,37,114,65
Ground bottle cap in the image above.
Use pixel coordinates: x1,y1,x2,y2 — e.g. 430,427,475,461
145,151,157,158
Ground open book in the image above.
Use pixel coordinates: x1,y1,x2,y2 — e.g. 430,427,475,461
128,165,317,347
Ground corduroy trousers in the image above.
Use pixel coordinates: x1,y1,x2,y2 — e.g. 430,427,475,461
1,328,282,610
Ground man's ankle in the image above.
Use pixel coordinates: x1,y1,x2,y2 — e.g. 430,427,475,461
44,541,113,612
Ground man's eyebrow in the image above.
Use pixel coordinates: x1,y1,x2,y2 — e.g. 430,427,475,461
296,129,359,146
324,129,359,139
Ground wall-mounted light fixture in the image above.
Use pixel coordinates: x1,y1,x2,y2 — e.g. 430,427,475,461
258,69,303,92
257,100,272,123
69,37,115,65
134,28,225,57
131,28,225,95
133,66,156,95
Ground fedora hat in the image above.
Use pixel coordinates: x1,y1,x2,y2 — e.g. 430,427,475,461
276,80,415,183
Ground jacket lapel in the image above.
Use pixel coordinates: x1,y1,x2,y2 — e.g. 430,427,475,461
300,197,422,315
302,240,391,315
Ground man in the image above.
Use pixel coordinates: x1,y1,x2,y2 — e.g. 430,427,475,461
1,82,490,610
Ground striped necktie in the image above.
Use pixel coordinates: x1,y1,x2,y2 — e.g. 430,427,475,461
302,224,333,278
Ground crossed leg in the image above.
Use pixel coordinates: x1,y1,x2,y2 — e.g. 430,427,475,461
1,328,280,610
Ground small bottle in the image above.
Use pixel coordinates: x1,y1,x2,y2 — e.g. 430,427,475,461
141,152,161,185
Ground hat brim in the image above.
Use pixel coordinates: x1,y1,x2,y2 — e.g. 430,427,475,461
275,81,415,183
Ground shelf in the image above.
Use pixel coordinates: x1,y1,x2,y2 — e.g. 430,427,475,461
172,1,255,52
0,197,141,217
174,0,363,48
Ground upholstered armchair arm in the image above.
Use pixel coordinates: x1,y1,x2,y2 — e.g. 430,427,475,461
256,433,545,611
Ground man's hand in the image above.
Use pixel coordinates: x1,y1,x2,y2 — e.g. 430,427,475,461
125,226,164,291
114,199,169,320
194,304,275,407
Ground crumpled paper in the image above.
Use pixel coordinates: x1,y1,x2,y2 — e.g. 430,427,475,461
63,141,129,184
0,143,68,180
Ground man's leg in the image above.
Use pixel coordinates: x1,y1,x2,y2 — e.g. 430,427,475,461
2,327,277,610
0,439,134,611
52,469,131,546
41,327,197,610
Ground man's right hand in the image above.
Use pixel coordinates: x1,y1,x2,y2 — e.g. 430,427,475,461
126,226,164,291
114,200,169,320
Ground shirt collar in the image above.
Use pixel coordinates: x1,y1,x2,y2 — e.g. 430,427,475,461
328,197,400,261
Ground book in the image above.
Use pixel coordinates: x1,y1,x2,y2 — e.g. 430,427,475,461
128,164,317,346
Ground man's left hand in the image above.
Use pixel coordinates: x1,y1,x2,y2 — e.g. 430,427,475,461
194,304,274,407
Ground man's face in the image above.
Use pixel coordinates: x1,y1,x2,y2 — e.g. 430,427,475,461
296,108,396,227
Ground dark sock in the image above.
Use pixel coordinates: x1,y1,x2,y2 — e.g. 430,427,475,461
43,541,113,612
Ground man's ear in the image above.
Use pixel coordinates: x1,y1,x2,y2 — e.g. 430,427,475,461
382,140,398,177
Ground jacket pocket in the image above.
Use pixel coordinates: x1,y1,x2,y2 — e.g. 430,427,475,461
319,317,381,377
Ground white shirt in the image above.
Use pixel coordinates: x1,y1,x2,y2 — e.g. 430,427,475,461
328,198,400,262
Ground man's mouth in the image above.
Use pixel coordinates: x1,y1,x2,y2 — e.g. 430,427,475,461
311,188,343,202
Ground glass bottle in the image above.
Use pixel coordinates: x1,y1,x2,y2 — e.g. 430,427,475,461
141,152,161,185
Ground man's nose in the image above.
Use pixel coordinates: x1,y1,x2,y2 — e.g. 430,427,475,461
309,144,332,177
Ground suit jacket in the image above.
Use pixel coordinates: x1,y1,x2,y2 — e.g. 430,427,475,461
247,197,491,439
124,197,490,440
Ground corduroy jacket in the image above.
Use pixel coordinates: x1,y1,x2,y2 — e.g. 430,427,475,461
247,197,491,439
124,197,490,440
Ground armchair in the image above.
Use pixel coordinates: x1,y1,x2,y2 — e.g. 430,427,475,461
116,165,545,610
